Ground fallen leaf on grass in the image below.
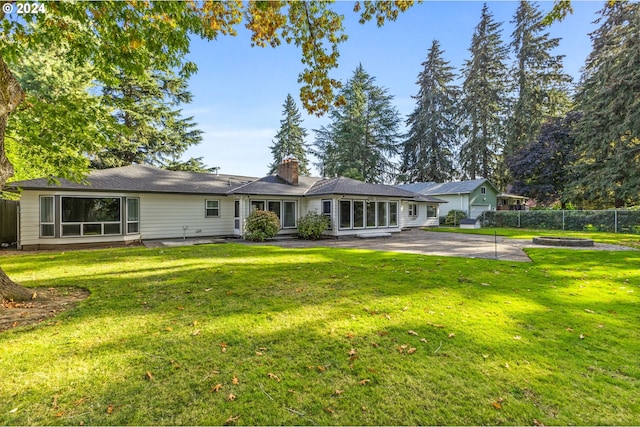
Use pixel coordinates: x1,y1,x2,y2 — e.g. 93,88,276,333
492,401,502,409
211,383,223,392
145,371,154,380
566,327,574,332
226,393,236,401
224,414,240,425
107,404,114,414
579,334,585,339
513,335,521,340
448,333,456,338
333,390,344,396
232,376,239,385
191,329,201,336
54,411,65,417
268,372,281,382
584,309,595,314
398,344,408,353
420,338,429,343
325,407,335,414
533,419,545,426
408,330,419,336
348,348,357,356
407,347,417,354
359,379,370,385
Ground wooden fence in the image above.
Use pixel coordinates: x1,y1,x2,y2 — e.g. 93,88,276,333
0,199,18,244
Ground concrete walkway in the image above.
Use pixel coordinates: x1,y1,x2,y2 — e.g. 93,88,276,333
239,228,532,262
144,228,634,262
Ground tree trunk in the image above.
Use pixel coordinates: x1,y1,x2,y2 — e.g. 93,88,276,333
1,54,33,302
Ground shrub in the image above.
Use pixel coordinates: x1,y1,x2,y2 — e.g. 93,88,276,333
244,210,280,241
297,211,330,240
445,210,467,226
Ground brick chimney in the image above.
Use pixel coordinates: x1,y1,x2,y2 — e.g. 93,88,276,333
277,157,299,186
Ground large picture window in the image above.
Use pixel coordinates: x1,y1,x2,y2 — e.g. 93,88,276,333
61,197,121,237
338,200,399,230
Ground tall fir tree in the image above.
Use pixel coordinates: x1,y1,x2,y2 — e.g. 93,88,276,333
507,0,572,159
459,3,509,183
313,64,401,184
268,94,310,175
570,1,640,208
91,68,203,169
399,39,459,183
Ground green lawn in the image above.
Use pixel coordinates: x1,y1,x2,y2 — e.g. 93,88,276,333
1,242,639,425
428,226,640,249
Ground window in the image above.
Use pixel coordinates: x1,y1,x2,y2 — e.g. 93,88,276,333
427,205,437,218
408,203,418,217
366,201,376,227
127,198,140,233
205,200,220,217
40,196,54,237
481,186,486,195
322,200,332,229
267,201,281,218
283,201,296,228
61,197,121,237
389,202,398,227
340,200,351,229
377,202,387,227
251,200,265,212
353,201,364,228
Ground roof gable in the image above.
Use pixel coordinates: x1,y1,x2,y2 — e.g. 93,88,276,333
398,179,497,196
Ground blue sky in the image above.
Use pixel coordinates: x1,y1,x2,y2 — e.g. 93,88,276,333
182,1,604,178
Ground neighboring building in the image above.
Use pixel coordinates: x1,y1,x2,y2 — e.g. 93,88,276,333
398,179,499,219
8,159,445,250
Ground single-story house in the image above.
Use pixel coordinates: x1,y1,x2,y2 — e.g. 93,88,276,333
8,159,446,250
397,179,498,219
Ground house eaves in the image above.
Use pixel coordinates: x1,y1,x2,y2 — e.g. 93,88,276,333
8,164,257,195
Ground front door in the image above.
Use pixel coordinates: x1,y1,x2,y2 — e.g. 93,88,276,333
234,200,241,236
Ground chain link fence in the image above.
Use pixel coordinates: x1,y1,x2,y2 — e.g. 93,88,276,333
480,210,640,234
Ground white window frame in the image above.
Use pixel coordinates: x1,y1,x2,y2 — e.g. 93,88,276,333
126,198,140,234
389,202,398,227
481,186,487,195
39,196,55,238
205,199,220,218
408,203,419,218
282,201,297,229
321,199,332,229
427,204,437,218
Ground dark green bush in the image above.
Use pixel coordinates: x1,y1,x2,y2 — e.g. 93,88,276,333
297,211,330,240
445,210,467,226
244,210,280,241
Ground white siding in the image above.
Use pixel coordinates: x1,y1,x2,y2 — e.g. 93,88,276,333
434,195,468,217
401,201,439,228
138,193,235,240
18,190,237,248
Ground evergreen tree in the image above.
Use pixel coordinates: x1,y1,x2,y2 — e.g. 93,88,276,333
399,39,459,183
313,64,401,183
459,4,509,183
268,94,310,175
163,156,220,173
570,1,640,207
507,0,572,158
92,69,203,168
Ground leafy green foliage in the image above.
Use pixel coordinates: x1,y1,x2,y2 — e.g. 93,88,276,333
268,94,310,175
459,4,509,183
570,1,640,208
506,112,580,208
6,45,115,183
444,209,467,226
296,211,329,240
400,40,459,183
244,209,281,241
313,65,401,183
